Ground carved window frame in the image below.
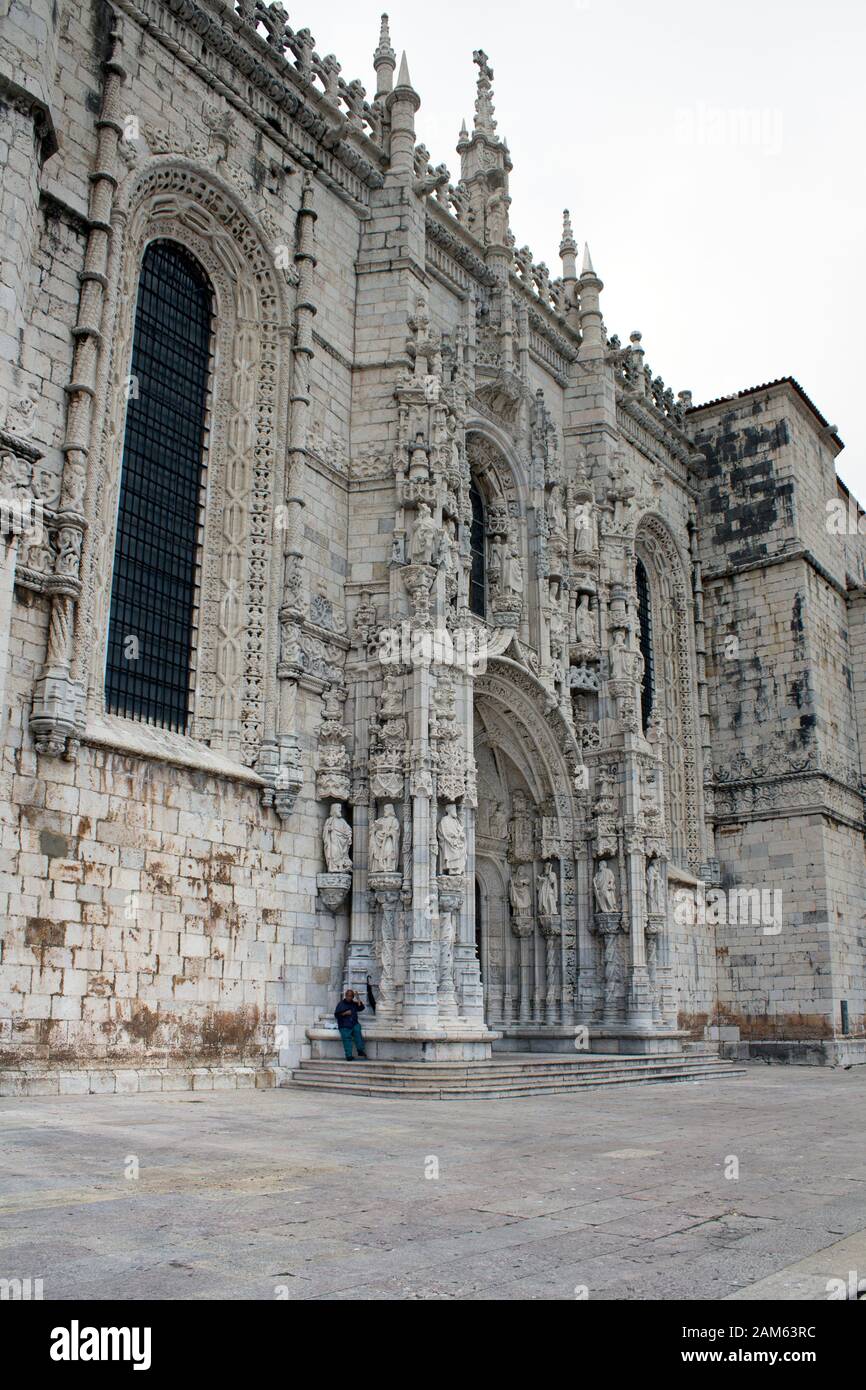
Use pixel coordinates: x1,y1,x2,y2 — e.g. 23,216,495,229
635,516,702,870
78,162,290,769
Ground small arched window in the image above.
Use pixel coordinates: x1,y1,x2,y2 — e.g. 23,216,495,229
469,477,486,617
635,556,654,732
105,240,213,732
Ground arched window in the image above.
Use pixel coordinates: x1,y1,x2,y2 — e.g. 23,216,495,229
105,240,213,732
469,477,486,617
635,556,654,733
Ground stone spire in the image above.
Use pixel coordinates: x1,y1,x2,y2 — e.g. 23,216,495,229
457,49,512,249
472,48,497,136
373,13,396,98
577,243,605,360
386,50,420,177
559,209,578,282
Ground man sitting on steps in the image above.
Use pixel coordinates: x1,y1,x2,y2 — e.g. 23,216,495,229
334,989,367,1060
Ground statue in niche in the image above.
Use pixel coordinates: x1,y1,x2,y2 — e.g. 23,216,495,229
504,542,524,597
322,803,352,873
489,801,508,841
508,790,535,863
537,860,559,916
409,501,439,565
438,803,467,875
647,858,665,914
574,499,595,556
609,628,632,682
379,673,403,717
370,803,401,873
489,533,505,581
593,858,619,913
547,483,566,536
575,592,595,645
509,867,532,917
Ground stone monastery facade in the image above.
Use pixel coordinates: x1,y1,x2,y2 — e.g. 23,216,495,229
1,0,865,1088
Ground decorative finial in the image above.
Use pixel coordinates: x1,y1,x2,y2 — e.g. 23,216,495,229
581,242,595,276
374,14,397,97
472,48,497,136
396,50,412,90
559,209,577,258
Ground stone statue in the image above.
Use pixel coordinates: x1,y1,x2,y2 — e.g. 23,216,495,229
322,803,352,873
547,483,566,535
575,593,595,644
593,858,619,913
537,861,559,916
489,801,508,840
438,803,467,875
504,544,524,597
647,858,665,914
509,867,532,916
489,534,505,576
409,501,439,565
574,500,595,555
609,628,631,681
369,803,401,873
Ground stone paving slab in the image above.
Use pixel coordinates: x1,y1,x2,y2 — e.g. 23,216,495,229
0,1066,865,1300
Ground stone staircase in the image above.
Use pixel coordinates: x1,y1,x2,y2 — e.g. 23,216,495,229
288,1050,748,1100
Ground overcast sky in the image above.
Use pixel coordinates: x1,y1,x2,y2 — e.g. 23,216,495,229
305,0,866,500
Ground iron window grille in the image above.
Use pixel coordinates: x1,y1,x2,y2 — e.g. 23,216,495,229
635,556,655,733
469,477,486,618
105,239,213,733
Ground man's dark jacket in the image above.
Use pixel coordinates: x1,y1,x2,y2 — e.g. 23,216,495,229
335,997,365,1030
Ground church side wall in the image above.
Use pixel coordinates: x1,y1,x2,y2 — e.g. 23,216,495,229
694,389,866,1035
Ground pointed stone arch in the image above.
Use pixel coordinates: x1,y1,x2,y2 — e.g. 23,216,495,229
472,656,583,1030
634,512,703,870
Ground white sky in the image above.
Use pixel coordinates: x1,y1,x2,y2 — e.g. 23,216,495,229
305,0,866,502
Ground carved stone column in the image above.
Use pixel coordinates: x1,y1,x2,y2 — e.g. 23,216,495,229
31,11,127,757
512,916,533,1023
436,875,463,1019
539,914,562,1024
368,871,403,1022
594,911,624,1027
645,914,665,1024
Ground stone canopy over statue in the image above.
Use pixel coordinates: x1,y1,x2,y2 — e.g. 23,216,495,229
369,803,401,873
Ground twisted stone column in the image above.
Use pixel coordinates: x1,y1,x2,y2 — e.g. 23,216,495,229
436,875,463,1019
539,915,562,1025
368,871,402,1021
31,9,127,757
595,911,624,1026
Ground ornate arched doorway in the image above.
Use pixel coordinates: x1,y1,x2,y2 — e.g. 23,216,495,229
472,657,582,1038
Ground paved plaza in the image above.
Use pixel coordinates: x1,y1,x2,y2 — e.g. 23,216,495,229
1,1066,865,1300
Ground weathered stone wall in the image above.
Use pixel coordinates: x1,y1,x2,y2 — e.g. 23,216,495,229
692,386,866,1032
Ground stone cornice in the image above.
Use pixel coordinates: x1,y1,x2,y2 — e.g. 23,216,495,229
116,0,385,202
701,542,850,600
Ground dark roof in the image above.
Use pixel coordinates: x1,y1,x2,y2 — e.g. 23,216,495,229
687,376,843,450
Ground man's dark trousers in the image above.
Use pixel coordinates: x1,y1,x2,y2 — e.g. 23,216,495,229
339,1023,365,1059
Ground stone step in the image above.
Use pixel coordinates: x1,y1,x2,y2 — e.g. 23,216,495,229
288,1055,748,1098
294,1054,715,1080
